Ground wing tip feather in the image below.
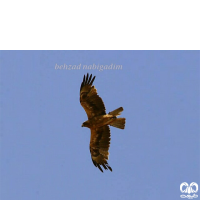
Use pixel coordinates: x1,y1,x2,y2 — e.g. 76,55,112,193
80,73,96,91
92,159,112,172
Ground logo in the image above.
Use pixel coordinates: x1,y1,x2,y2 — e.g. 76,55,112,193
180,182,198,199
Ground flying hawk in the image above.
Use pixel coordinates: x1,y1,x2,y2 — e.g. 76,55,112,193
80,73,126,172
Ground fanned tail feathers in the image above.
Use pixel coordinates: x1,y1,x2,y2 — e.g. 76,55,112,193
110,118,125,129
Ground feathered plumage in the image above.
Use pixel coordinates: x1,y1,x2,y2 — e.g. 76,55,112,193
80,73,126,172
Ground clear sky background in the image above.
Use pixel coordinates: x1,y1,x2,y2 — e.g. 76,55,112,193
0,51,199,200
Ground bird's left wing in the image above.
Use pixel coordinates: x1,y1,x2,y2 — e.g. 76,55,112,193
80,73,106,119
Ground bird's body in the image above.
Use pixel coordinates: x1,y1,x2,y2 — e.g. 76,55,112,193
80,73,126,172
82,115,117,128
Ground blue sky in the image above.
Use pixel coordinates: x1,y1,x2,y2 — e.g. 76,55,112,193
0,51,199,200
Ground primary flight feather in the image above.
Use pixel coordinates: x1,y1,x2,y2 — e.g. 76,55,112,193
80,73,126,172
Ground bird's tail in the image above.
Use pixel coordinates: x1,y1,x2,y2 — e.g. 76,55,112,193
110,118,126,129
108,107,123,116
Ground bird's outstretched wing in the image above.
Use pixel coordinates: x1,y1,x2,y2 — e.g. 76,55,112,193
80,73,106,119
90,125,112,172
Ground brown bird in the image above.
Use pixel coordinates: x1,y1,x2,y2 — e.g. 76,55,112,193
80,73,126,172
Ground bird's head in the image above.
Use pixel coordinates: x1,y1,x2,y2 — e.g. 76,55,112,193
82,121,90,128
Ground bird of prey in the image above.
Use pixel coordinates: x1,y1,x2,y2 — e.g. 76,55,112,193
80,73,126,172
